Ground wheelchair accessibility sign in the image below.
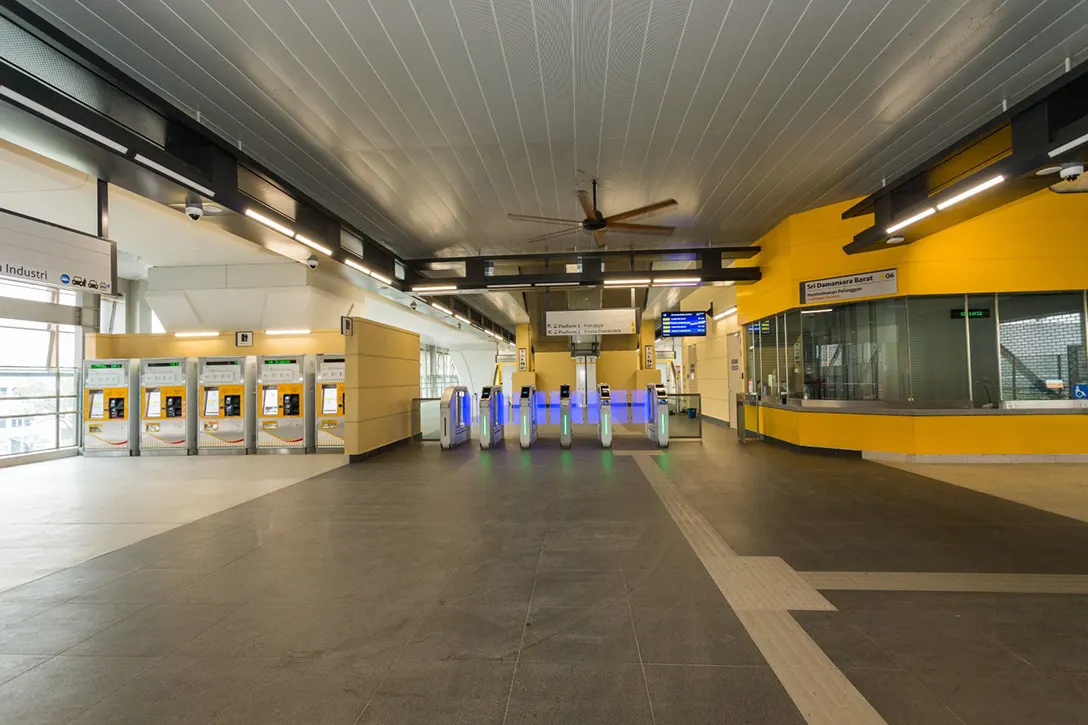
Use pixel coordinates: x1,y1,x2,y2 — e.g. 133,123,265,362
1075,384,1088,400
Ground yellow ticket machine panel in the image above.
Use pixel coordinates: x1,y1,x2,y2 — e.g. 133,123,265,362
315,354,345,451
256,355,311,452
139,358,195,454
82,359,138,456
197,356,251,454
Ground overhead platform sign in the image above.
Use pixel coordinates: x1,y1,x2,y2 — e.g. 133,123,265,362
0,209,115,293
545,308,637,336
800,268,897,304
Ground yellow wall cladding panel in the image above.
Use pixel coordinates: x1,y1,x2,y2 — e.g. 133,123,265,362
345,355,420,389
345,385,418,421
596,350,639,391
88,331,345,359
512,371,538,392
533,352,577,393
349,414,415,455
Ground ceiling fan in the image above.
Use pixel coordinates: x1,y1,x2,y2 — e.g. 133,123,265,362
508,179,677,247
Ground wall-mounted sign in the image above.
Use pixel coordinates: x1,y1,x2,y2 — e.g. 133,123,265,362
235,331,254,347
1074,384,1088,400
950,309,992,319
730,359,739,371
496,353,517,364
545,308,637,336
340,316,354,336
0,209,114,293
660,311,707,338
518,347,527,371
645,345,654,369
657,349,676,361
800,268,897,304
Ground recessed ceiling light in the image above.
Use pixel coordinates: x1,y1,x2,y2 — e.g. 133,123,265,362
173,331,218,338
1037,166,1063,176
265,329,311,335
430,302,451,314
370,270,393,285
603,278,652,286
713,306,737,321
134,153,215,197
413,284,458,293
294,233,332,256
245,208,295,237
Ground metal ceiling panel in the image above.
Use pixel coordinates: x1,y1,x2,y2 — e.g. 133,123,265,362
16,0,1088,260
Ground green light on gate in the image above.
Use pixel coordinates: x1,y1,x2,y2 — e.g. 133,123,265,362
523,417,528,438
482,416,488,432
563,417,568,436
661,413,666,433
603,417,609,437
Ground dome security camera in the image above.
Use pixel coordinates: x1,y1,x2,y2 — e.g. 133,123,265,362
1060,164,1084,182
184,201,203,221
410,301,418,311
305,255,319,270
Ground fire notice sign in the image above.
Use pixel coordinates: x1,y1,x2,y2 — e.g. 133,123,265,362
800,268,897,304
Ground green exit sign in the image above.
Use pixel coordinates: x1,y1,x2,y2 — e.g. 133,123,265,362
950,309,991,319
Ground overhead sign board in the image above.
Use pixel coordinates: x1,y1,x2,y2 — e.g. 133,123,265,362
800,268,897,304
545,308,637,336
0,209,114,293
660,311,707,338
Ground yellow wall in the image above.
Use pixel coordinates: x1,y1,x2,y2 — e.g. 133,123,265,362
343,318,419,457
597,349,639,391
534,351,577,393
738,189,1088,323
680,286,741,422
743,405,1088,456
87,331,344,360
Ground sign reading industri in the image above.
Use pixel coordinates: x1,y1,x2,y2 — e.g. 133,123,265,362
800,268,897,304
545,308,637,336
0,209,114,293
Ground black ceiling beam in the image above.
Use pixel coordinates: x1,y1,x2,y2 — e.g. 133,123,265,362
409,245,760,268
408,267,761,292
843,59,1088,254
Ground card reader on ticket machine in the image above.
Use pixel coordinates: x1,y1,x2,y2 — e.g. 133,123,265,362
139,358,196,455
197,356,253,454
315,354,346,452
518,385,537,449
597,384,613,449
479,386,504,449
440,385,471,449
559,385,573,449
256,355,313,453
82,359,139,456
645,383,669,448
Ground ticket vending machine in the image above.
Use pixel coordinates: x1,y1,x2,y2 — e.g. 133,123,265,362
256,355,313,453
479,386,504,450
315,354,346,452
559,384,573,449
645,383,670,448
82,359,139,456
518,385,537,449
197,356,253,454
139,358,197,455
440,385,471,449
598,384,613,449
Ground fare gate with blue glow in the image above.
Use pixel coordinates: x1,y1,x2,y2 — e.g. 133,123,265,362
479,386,504,449
598,384,613,448
440,385,471,449
559,385,573,449
518,385,537,449
645,383,669,448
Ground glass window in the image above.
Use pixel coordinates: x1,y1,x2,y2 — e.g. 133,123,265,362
907,296,970,406
998,292,1087,401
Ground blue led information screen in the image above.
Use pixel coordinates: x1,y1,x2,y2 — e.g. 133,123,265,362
660,311,707,338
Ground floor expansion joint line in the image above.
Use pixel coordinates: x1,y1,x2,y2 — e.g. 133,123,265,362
627,452,889,725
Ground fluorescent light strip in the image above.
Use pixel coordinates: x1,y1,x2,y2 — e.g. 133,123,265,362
603,278,652,286
0,86,129,154
487,284,533,290
801,308,833,315
413,284,458,293
133,154,215,197
370,270,393,285
713,305,738,321
885,207,935,235
245,208,295,237
430,302,452,314
265,329,311,335
454,314,472,325
536,281,580,287
652,277,701,284
294,233,332,256
936,174,1005,211
653,282,700,287
1048,132,1088,158
344,257,373,275
173,331,218,338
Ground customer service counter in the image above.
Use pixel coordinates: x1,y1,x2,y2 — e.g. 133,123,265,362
738,395,1088,460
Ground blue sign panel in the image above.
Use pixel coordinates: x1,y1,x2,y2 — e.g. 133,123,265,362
661,311,707,338
1075,384,1088,400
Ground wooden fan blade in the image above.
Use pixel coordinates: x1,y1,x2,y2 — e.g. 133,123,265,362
604,198,678,223
592,229,608,248
508,213,582,226
607,222,675,235
576,190,595,217
527,226,582,243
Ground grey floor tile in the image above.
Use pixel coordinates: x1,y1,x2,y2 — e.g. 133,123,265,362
530,570,627,608
632,604,768,666
0,655,156,725
67,603,236,657
0,654,48,685
356,659,514,725
349,564,452,606
212,654,390,725
164,564,292,605
794,612,901,670
538,547,622,571
248,568,366,605
70,656,278,725
843,668,966,725
0,601,57,629
504,662,654,725
403,606,525,661
296,602,425,659
437,563,538,607
917,669,1088,725
177,603,331,658
644,664,806,725
521,605,639,663
0,602,146,655
0,567,134,603
623,565,724,608
76,568,207,604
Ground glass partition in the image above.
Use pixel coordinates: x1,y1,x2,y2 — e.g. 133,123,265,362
998,292,1087,401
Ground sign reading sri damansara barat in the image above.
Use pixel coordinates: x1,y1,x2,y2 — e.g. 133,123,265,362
545,308,637,336
0,209,115,293
800,268,897,304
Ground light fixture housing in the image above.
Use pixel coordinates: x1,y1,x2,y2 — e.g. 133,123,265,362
885,207,935,235
1048,131,1088,158
800,308,833,315
245,209,295,237
535,281,580,287
265,329,311,335
173,331,219,338
133,153,215,197
713,305,738,321
935,174,1005,211
369,270,393,285
653,277,701,285
454,314,472,325
488,283,533,290
413,284,458,294
0,86,129,154
344,258,373,275
294,233,332,256
430,302,452,314
603,278,652,286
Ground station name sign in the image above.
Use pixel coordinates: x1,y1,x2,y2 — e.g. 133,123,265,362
545,308,637,336
800,268,897,304
0,209,115,293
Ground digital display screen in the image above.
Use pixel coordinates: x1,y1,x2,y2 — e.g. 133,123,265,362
520,387,531,399
145,390,162,418
204,388,220,417
950,309,991,319
321,386,339,415
90,363,122,369
206,360,239,366
265,359,296,365
262,387,279,416
148,362,180,367
89,391,105,419
661,311,707,338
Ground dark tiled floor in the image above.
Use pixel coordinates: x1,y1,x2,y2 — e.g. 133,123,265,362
0,425,1087,723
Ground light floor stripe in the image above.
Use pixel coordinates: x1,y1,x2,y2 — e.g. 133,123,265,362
802,571,1088,594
